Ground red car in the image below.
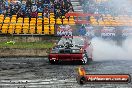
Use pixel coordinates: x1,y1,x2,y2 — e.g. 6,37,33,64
48,36,93,64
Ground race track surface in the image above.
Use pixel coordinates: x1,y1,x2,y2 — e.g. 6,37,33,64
0,58,132,88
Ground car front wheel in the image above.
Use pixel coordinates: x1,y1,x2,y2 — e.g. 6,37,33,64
82,54,88,65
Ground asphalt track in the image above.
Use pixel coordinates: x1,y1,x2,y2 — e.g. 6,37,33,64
0,58,132,88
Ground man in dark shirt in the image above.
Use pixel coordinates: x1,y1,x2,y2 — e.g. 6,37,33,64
26,0,32,7
14,2,21,15
25,6,31,18
6,9,11,17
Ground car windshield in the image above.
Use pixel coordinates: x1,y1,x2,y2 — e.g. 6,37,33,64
72,37,84,45
58,37,84,45
58,37,72,45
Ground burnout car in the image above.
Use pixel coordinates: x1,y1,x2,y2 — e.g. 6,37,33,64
48,36,93,64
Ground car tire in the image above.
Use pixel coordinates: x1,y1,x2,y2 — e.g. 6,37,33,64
82,54,88,65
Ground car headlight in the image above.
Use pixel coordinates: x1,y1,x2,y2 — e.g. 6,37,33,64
72,49,80,53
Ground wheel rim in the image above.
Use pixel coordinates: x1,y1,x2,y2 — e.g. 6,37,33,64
83,55,87,64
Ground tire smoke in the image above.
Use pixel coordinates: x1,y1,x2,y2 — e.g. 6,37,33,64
91,37,132,61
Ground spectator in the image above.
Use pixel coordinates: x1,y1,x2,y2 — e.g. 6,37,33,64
0,0,73,18
26,0,32,7
78,25,86,36
26,7,31,18
15,2,21,15
5,0,9,11
30,3,38,18
21,1,26,13
6,9,11,17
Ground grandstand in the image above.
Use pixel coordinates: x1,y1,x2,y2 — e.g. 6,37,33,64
0,0,132,36
0,0,75,35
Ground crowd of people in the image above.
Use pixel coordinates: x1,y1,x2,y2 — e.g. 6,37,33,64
0,0,73,18
80,0,132,16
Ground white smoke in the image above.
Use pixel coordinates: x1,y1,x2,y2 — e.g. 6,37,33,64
91,37,132,61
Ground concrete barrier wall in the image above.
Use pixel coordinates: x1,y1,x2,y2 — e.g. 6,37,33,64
0,36,60,42
0,48,49,57
0,36,60,57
